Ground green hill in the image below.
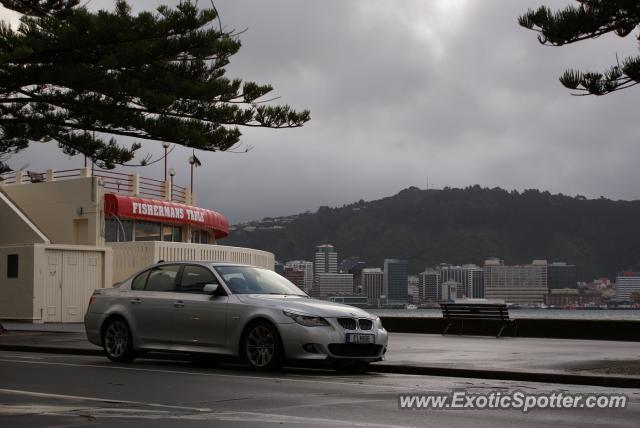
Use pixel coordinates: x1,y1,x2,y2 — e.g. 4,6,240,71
223,186,640,280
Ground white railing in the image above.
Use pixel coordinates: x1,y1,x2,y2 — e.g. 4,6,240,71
0,168,190,204
110,241,275,283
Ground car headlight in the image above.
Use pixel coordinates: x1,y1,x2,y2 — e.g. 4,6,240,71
375,316,384,329
283,310,330,327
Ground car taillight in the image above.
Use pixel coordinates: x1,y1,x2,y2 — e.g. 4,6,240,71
88,296,96,306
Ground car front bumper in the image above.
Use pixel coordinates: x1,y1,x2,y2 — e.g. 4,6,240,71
277,320,388,362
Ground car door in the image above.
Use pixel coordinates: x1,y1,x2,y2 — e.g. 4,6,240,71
127,264,180,348
171,264,228,352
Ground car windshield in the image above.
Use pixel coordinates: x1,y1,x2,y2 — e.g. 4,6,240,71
214,265,308,296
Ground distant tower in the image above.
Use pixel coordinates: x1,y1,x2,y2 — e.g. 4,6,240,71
419,269,441,302
362,268,384,304
383,259,408,304
314,244,338,283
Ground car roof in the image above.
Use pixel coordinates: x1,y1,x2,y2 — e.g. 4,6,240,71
154,261,254,268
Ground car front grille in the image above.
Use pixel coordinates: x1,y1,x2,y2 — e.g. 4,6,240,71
358,319,373,330
328,344,383,357
337,318,357,330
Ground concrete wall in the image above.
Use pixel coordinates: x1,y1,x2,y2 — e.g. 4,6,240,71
0,245,36,319
380,317,640,341
0,191,49,245
2,177,103,246
0,244,112,322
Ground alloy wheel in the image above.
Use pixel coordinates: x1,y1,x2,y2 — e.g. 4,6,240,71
103,319,135,362
246,325,276,368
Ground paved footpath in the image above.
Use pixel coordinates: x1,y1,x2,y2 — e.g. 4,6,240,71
1,322,640,388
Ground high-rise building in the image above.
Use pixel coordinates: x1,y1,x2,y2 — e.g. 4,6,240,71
463,264,485,298
436,264,467,298
438,264,465,284
407,275,420,303
419,269,441,302
314,244,338,283
285,260,314,290
484,259,548,304
313,273,353,299
441,280,458,302
548,262,578,290
384,259,408,303
362,268,384,304
615,272,640,301
340,256,367,293
283,267,305,290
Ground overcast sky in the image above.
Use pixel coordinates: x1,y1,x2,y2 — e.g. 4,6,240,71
2,1,639,223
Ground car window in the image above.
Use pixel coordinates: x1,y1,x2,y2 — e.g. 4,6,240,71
214,265,307,296
178,265,218,293
131,270,149,291
145,265,180,292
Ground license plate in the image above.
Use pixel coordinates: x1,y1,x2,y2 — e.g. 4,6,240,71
346,333,374,344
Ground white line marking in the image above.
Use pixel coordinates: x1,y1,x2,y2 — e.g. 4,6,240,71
0,388,212,412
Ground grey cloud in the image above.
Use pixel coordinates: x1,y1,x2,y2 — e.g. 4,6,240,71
6,0,640,223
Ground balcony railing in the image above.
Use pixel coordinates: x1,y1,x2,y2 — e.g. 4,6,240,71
0,167,190,204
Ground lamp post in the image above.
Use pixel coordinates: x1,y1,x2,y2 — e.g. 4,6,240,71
162,142,170,181
168,168,176,202
187,150,201,198
188,156,196,196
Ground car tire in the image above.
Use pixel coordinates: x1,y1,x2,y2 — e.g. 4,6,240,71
102,317,136,363
242,321,284,371
335,360,370,373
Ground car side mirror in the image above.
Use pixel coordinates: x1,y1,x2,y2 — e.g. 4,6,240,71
203,283,219,294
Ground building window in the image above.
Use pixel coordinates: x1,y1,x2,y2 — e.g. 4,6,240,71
105,218,133,242
135,221,162,241
7,254,18,278
191,229,210,244
162,225,183,242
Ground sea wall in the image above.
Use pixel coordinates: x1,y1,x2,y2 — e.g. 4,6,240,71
380,317,640,341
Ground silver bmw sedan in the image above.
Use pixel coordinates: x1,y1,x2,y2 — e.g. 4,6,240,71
85,261,388,371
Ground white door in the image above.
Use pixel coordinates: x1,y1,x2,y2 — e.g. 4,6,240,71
44,249,104,323
44,250,63,322
62,251,84,322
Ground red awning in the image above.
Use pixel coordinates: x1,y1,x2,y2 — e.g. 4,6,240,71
104,194,229,239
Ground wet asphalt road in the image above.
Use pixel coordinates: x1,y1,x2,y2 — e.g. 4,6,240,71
0,350,639,427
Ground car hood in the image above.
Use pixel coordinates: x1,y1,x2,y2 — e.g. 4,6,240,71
235,294,375,318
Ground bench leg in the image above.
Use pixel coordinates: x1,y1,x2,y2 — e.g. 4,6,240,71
497,323,506,338
443,322,452,336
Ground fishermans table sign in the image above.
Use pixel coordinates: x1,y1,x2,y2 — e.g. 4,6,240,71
104,194,229,239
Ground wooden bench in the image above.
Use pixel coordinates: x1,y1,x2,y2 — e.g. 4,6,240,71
441,303,516,338
27,171,46,183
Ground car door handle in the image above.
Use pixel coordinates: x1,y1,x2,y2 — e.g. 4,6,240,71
130,298,142,305
174,300,184,308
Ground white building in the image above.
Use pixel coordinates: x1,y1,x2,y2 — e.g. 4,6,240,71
285,260,314,290
407,275,420,303
463,264,485,299
484,259,548,304
0,168,274,323
441,280,458,302
615,272,640,301
313,273,353,299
